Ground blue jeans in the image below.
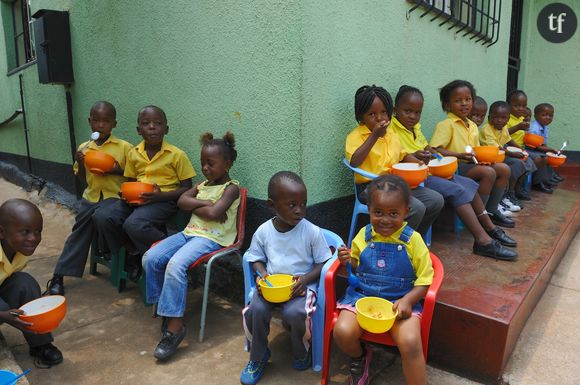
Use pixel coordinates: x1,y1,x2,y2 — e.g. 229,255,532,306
142,232,220,317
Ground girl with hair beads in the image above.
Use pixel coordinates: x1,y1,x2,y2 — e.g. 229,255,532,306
390,85,516,260
335,175,433,385
430,80,515,229
142,131,240,361
345,85,444,238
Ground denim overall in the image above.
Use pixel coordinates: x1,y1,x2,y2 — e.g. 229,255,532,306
339,224,422,314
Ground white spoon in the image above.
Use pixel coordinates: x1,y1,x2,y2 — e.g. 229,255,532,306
465,145,478,164
79,132,101,152
556,140,568,156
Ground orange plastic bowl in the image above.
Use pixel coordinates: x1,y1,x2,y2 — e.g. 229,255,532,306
496,150,506,163
121,182,155,204
506,146,528,161
473,146,499,164
428,156,458,179
524,133,544,148
390,163,428,189
19,295,66,334
546,152,567,167
84,150,115,175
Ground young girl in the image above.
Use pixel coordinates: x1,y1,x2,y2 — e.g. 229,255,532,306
390,86,516,260
345,85,444,239
142,131,240,361
429,80,514,228
334,175,432,385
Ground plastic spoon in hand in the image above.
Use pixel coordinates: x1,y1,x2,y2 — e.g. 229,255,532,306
256,270,273,287
465,145,478,164
432,152,443,161
556,140,568,156
79,132,101,152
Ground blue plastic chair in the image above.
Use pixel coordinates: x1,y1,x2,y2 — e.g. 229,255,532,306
242,228,344,372
341,158,432,247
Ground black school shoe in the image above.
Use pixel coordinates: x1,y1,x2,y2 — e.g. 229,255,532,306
489,211,515,228
473,240,518,261
30,343,63,367
515,188,531,201
532,183,553,194
154,326,187,361
46,276,65,296
487,227,517,247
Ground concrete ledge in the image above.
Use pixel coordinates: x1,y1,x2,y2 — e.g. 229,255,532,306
0,333,29,385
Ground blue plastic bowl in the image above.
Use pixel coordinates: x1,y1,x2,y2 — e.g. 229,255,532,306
0,370,17,385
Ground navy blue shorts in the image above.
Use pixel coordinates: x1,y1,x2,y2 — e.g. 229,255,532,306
424,175,478,208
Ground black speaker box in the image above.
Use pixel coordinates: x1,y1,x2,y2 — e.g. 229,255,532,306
32,9,74,84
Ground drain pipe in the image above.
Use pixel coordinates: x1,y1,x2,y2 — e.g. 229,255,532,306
18,74,33,173
64,85,82,197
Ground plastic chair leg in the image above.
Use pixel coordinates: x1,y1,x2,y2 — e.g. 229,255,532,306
525,173,532,191
198,251,237,342
425,226,432,247
348,212,359,247
138,272,151,307
320,321,334,385
454,213,464,232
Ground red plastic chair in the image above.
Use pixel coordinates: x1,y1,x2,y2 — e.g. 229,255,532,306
320,251,444,385
189,187,248,342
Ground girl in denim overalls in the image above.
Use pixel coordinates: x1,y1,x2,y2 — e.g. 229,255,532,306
335,175,434,385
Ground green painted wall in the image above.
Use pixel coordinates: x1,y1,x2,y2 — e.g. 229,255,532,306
1,1,515,203
519,0,579,151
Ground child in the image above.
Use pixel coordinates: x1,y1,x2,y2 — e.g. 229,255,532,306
506,91,553,195
390,86,516,260
529,103,564,186
468,96,488,127
479,101,537,211
345,85,444,238
430,80,514,228
93,106,196,280
334,175,433,385
47,101,132,295
0,199,63,367
142,131,240,361
240,171,332,385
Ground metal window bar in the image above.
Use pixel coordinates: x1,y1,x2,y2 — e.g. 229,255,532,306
407,0,502,47
11,0,35,67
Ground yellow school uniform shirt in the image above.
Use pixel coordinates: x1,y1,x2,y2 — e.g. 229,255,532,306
430,112,480,161
183,180,240,246
389,117,428,153
345,123,407,184
506,114,525,147
0,246,27,286
350,223,433,287
73,134,133,202
479,121,511,147
125,140,196,192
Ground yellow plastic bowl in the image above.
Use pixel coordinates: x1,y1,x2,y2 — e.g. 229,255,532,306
259,274,293,303
546,152,567,168
428,156,458,179
355,297,397,334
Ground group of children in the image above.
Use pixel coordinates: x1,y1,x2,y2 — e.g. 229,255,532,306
0,80,564,385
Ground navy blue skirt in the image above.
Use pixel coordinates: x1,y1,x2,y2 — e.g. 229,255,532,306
424,175,478,208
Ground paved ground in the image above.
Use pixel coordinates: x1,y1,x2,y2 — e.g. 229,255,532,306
0,177,578,384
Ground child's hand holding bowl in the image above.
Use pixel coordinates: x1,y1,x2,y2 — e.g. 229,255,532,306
393,297,413,319
139,184,162,205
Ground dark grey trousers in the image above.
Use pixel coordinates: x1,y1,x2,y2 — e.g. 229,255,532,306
92,199,177,255
53,198,118,277
243,290,314,362
356,184,444,237
0,272,53,348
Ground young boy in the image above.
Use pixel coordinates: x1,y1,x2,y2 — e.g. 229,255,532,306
468,96,488,127
529,103,563,186
240,172,332,385
47,101,132,295
479,101,537,212
93,106,195,280
0,199,63,367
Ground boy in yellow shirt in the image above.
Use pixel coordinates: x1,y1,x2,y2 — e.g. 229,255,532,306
48,101,132,295
0,199,63,367
93,106,195,280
